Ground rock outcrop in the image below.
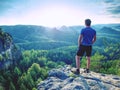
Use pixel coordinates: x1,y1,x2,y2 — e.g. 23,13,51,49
38,65,120,90
0,28,21,69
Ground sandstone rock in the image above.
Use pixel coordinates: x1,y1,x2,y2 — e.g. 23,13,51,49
49,69,69,80
0,28,21,69
38,65,120,90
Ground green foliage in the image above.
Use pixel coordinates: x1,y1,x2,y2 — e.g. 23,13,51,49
14,67,21,76
18,73,34,90
118,69,120,76
0,54,3,61
90,52,106,72
81,57,87,68
99,60,118,74
0,75,6,86
1,25,120,90
47,46,76,65
25,74,34,89
1,43,120,89
38,57,47,67
2,24,120,50
32,88,37,90
69,73,77,78
5,51,10,60
47,61,57,68
17,63,48,90
36,78,42,85
28,63,41,81
9,82,16,90
0,86,4,90
103,43,120,60
20,83,28,90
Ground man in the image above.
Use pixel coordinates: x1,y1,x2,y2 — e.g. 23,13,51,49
75,19,96,74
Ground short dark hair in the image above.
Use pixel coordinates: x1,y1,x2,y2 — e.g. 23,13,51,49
85,19,91,26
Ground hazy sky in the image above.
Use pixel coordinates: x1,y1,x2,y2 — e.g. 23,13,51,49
0,0,120,27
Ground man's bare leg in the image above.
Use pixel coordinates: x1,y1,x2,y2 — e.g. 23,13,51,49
86,56,90,69
75,55,81,70
86,56,90,73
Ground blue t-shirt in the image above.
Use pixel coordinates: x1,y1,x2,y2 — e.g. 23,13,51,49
80,27,96,46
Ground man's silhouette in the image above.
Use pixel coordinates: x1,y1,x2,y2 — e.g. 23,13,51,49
75,19,96,74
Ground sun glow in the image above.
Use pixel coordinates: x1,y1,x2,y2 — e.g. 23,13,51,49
0,0,119,27
24,5,87,27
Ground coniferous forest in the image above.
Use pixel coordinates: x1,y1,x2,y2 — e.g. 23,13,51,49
0,24,120,90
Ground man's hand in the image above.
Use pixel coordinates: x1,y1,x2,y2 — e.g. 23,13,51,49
92,35,96,44
78,35,83,47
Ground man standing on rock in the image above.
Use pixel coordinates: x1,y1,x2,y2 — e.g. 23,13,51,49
75,19,96,74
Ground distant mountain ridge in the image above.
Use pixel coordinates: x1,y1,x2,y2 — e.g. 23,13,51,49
99,27,120,35
0,24,120,50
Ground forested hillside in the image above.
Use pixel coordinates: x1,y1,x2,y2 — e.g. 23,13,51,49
0,24,120,90
1,24,120,50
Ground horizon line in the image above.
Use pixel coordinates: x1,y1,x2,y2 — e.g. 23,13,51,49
0,23,120,28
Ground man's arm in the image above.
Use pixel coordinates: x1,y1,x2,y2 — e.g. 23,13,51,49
78,35,83,47
92,35,96,44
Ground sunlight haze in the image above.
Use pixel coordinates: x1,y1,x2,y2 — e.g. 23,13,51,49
0,0,120,27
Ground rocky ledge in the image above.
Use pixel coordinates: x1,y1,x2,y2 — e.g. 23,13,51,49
0,28,21,69
38,65,120,90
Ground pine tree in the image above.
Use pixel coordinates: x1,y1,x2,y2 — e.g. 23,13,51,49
20,83,28,90
9,82,15,90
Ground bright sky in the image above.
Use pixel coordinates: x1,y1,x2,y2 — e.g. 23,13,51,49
0,0,120,27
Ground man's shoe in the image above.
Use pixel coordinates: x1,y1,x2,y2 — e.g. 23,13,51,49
71,68,80,75
74,69,80,75
84,68,90,73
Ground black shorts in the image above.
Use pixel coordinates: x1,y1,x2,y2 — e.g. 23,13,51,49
76,45,92,57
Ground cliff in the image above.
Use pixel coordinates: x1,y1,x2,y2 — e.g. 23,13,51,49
0,28,21,69
38,65,120,90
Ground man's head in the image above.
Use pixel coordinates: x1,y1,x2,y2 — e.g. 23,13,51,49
85,19,91,26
